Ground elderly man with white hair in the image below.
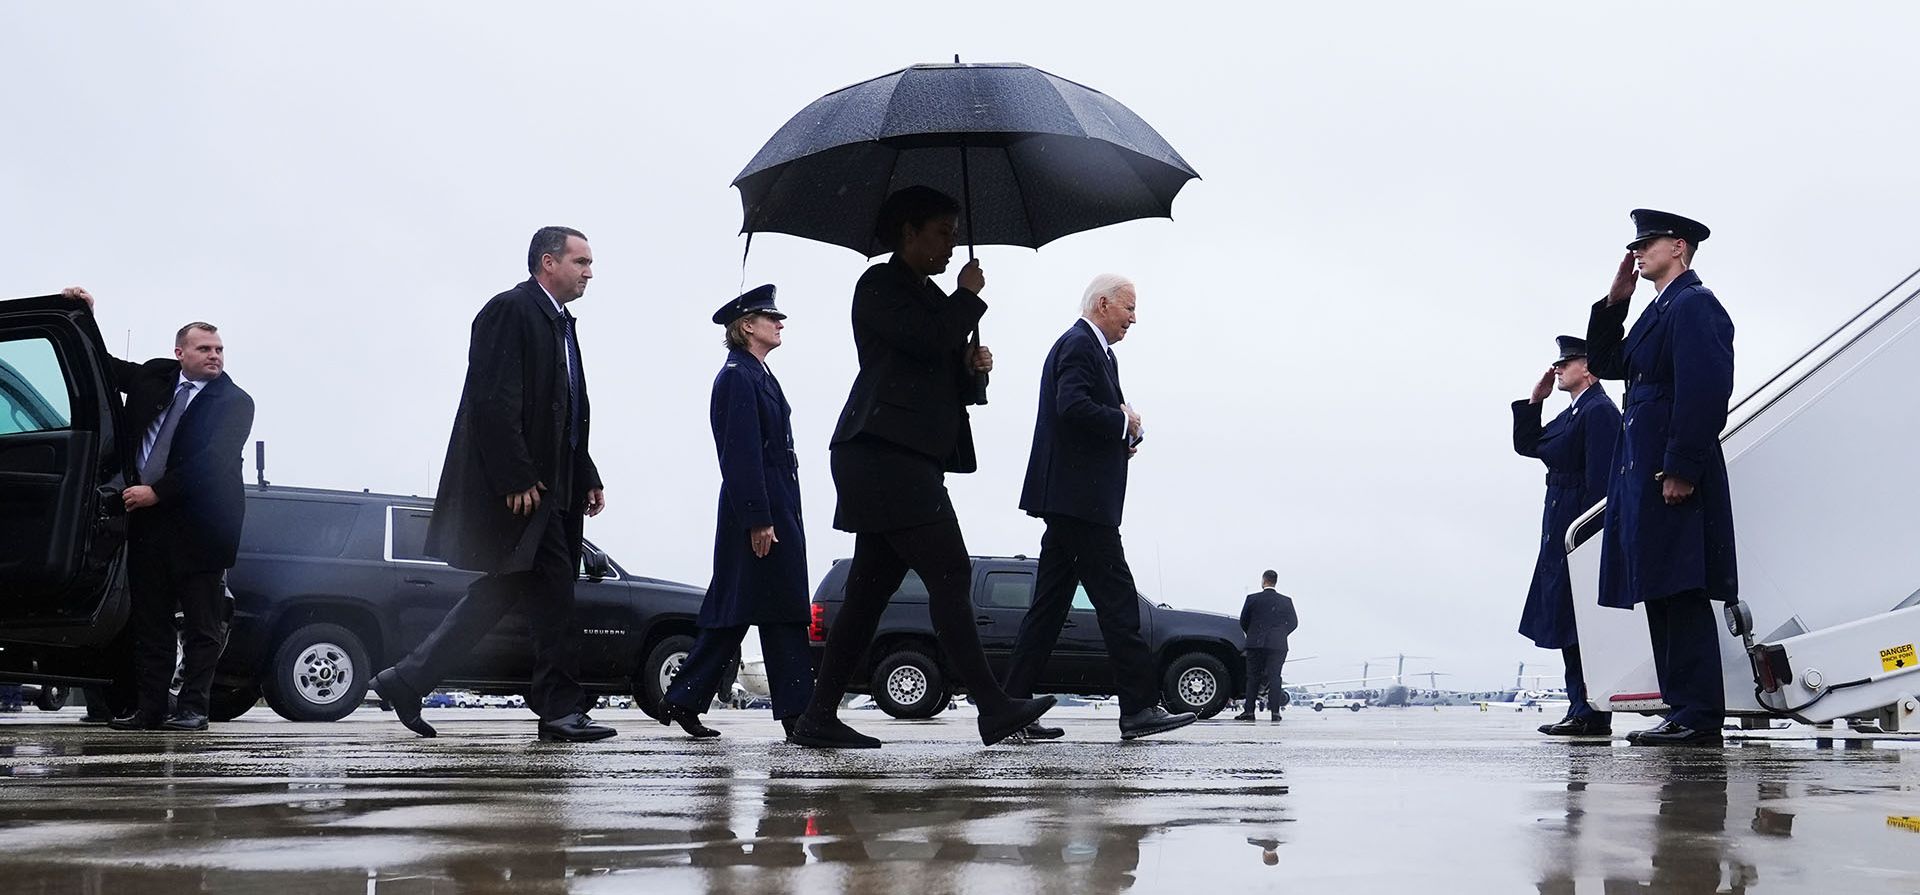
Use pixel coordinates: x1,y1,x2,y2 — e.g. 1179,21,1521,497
1002,273,1197,741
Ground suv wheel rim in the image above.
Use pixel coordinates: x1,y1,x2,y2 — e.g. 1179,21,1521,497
294,642,355,706
887,665,929,707
1177,667,1217,707
659,652,688,695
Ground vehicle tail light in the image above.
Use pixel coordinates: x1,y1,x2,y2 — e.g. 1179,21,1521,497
809,603,827,642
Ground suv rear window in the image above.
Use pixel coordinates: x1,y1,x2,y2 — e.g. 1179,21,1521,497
239,498,358,557
0,336,72,435
388,506,438,563
981,571,1034,609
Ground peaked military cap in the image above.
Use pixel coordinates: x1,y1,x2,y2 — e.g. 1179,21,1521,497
1554,335,1588,364
713,284,785,325
1627,209,1711,249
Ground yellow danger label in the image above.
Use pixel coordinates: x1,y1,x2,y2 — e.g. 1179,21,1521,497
1881,644,1917,672
1889,817,1920,834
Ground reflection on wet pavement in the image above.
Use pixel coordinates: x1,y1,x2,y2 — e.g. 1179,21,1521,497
0,707,1915,893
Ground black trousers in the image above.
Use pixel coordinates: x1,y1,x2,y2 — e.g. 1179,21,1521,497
806,519,1011,717
1243,648,1287,707
128,537,231,718
394,507,586,722
1004,515,1159,715
1561,643,1610,721
667,623,814,720
1645,590,1724,731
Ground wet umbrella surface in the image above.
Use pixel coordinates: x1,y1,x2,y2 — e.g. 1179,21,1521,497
1,706,1917,893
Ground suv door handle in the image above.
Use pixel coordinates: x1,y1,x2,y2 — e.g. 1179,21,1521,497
975,615,993,626
403,577,434,586
1061,619,1078,629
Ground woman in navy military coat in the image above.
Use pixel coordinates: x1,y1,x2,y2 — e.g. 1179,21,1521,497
660,285,813,738
1511,336,1620,736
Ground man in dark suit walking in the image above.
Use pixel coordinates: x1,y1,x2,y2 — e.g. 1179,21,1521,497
1004,274,1195,741
1233,571,1298,721
63,287,255,732
370,226,613,743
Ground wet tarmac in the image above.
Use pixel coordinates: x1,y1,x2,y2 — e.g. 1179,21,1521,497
0,705,1916,894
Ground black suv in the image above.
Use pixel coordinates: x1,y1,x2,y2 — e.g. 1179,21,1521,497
808,556,1246,719
0,295,714,722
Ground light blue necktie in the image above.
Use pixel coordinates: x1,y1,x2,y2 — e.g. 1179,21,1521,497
140,381,195,482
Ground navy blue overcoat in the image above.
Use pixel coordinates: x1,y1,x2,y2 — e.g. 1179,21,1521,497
1585,269,1739,608
1511,384,1619,647
1019,319,1131,526
699,349,809,628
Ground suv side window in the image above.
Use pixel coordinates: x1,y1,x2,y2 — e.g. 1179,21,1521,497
0,336,72,435
239,498,358,557
387,506,442,564
1071,585,1095,612
980,571,1033,609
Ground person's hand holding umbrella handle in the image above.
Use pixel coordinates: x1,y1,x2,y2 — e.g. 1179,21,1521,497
959,258,991,404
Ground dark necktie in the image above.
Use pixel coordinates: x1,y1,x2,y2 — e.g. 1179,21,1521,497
140,381,195,482
562,311,583,449
1107,348,1125,403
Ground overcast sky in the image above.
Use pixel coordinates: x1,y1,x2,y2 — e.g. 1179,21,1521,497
7,2,1917,690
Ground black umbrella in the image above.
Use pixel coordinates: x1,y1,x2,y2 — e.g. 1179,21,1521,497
733,60,1198,402
732,60,1199,256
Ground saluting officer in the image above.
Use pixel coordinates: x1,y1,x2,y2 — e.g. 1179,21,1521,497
1511,336,1619,737
658,286,815,739
1585,209,1738,747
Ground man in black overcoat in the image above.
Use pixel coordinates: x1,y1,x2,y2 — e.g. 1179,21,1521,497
370,227,613,742
63,287,255,732
1233,570,1298,721
1004,274,1196,741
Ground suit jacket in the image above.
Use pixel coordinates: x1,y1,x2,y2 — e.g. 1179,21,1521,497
701,349,808,628
114,358,256,571
425,279,601,574
829,257,984,472
1239,588,1297,651
1019,319,1130,527
1585,269,1738,607
1510,384,1620,648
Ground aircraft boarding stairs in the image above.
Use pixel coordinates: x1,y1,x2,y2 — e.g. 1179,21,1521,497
1566,266,1920,731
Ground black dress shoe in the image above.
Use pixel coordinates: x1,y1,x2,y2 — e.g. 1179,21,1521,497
161,711,209,732
108,711,165,731
790,714,882,749
537,712,618,742
979,696,1058,746
1631,722,1723,747
370,669,436,738
780,717,796,742
1119,706,1197,740
1270,711,1283,722
1232,710,1257,721
1018,722,1065,740
1539,716,1613,737
1625,719,1675,744
662,704,720,739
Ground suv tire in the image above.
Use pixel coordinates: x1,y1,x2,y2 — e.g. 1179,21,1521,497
1161,652,1230,718
870,647,945,719
210,683,261,722
263,623,371,722
640,634,696,712
33,685,68,712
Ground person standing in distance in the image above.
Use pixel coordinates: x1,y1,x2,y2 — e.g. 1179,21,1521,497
1585,209,1737,747
1511,336,1619,737
1233,570,1298,721
793,186,1058,749
657,286,815,740
370,226,613,743
62,287,255,733
1002,273,1196,741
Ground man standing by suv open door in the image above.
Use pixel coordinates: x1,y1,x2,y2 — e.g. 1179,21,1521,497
370,227,613,743
61,287,255,733
1003,274,1196,742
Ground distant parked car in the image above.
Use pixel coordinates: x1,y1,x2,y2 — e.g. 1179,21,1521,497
1310,695,1368,712
808,555,1246,720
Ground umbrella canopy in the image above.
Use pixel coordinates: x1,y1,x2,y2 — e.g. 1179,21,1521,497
733,62,1199,257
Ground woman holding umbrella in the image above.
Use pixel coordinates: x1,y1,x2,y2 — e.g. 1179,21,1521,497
791,186,1058,749
659,285,815,740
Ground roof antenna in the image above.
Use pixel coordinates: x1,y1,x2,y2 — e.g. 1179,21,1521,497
255,439,270,491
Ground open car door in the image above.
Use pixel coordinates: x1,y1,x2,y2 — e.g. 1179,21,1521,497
0,294,129,648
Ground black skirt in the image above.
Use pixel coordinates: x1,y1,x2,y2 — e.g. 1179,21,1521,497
830,436,956,533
